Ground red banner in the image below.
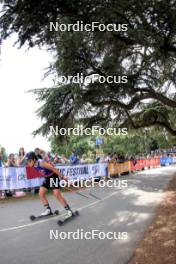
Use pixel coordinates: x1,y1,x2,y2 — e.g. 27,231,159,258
130,158,160,171
26,167,45,179
130,159,145,171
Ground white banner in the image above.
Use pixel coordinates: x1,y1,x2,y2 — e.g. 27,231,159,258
0,163,108,190
56,163,107,181
0,167,44,190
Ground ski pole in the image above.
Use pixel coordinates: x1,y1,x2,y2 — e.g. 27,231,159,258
88,192,102,200
64,186,89,199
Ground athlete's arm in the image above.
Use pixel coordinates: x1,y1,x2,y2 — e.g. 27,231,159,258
40,161,66,180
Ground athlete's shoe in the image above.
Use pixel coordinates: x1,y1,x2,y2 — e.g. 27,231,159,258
41,208,52,216
65,210,73,217
0,192,5,199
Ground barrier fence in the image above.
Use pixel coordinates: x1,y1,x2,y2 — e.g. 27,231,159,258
108,157,176,176
0,163,107,190
0,157,176,190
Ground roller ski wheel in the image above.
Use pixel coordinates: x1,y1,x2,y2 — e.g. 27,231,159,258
57,210,79,226
30,210,59,221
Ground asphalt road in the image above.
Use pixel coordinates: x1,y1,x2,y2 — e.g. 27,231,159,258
0,166,175,264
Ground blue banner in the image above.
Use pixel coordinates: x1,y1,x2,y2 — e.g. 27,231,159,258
160,157,173,166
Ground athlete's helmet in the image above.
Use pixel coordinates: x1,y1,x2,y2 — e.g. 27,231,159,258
25,151,38,161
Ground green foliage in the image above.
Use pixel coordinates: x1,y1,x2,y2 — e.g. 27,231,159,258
1,0,176,138
50,126,175,158
50,134,95,157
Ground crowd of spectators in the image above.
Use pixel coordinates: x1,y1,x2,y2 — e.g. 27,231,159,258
0,148,81,168
1,145,176,167
1,146,176,168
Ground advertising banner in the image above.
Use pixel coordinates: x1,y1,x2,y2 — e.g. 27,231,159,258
0,163,108,190
108,161,131,175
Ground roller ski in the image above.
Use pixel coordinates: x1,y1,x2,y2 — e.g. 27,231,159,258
30,209,59,221
57,210,79,226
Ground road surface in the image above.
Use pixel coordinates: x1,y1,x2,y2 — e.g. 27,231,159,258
0,166,175,264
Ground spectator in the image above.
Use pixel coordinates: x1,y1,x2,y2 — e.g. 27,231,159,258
8,153,17,167
130,156,137,166
8,153,26,198
80,154,87,164
34,148,43,159
95,156,100,163
0,152,3,167
4,154,16,197
40,149,47,160
0,153,5,198
69,150,79,165
60,154,69,164
18,147,26,166
0,147,8,166
104,152,112,162
43,151,54,165
53,153,61,164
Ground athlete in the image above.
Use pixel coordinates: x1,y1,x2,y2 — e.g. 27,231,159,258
25,151,73,217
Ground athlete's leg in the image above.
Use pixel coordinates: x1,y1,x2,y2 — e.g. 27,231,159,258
53,189,73,216
53,189,68,207
39,186,48,205
39,186,52,215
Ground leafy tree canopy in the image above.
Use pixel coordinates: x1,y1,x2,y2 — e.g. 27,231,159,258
1,0,176,138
